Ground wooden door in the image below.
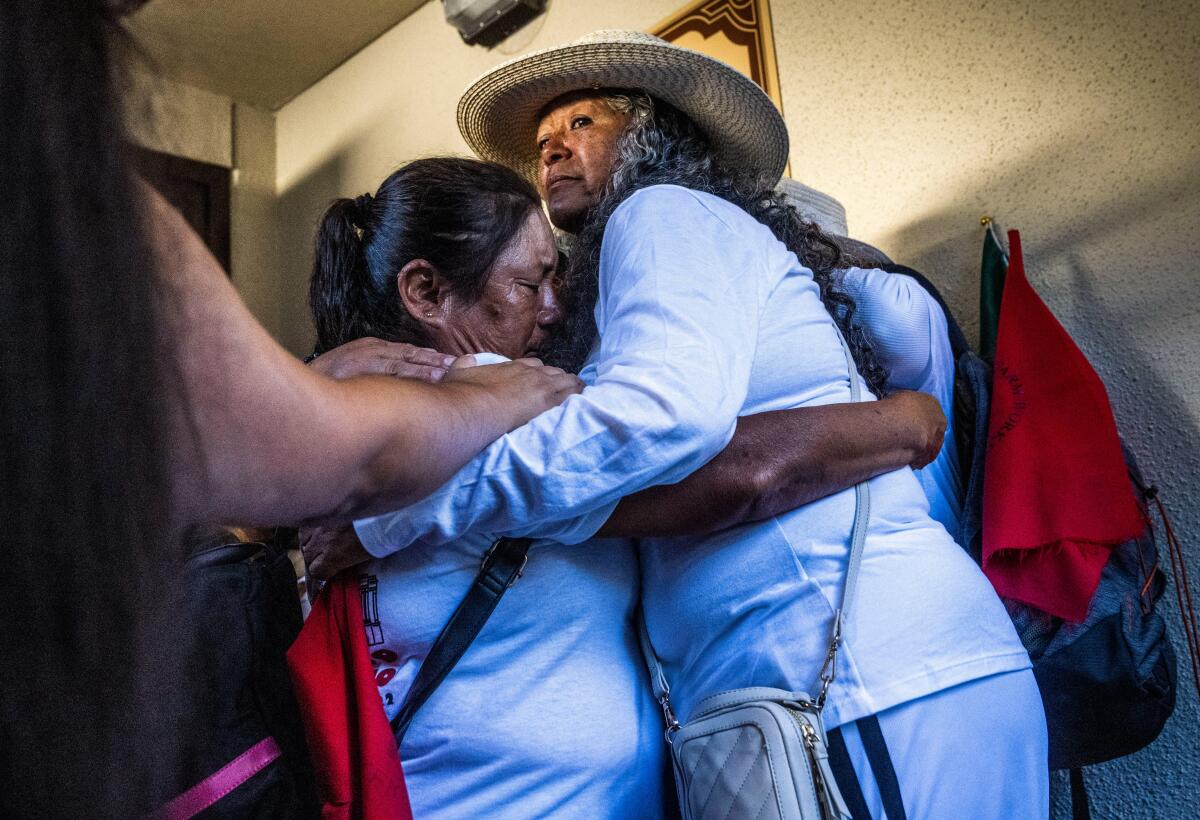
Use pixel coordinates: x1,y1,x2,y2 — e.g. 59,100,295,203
135,148,231,274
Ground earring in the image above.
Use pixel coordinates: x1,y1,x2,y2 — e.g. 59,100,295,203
424,311,433,317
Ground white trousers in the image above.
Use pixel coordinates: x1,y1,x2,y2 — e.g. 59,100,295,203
828,669,1049,820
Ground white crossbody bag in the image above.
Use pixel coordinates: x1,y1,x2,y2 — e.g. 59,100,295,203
639,328,869,820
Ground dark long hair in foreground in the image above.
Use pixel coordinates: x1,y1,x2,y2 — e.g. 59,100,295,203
0,1,182,815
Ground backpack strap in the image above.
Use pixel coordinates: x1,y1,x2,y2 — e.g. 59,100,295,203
1069,768,1092,820
390,536,532,745
150,738,282,820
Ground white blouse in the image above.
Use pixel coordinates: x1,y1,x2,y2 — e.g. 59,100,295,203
839,265,964,540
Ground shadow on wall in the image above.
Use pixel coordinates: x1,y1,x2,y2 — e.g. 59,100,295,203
883,129,1200,819
275,153,348,357
1048,257,1200,819
881,123,1200,348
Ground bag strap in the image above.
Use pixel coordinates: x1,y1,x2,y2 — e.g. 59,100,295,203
1069,768,1092,820
150,737,282,820
390,536,532,745
640,324,871,724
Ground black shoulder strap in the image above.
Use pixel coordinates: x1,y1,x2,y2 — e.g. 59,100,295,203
390,536,532,745
1070,768,1092,820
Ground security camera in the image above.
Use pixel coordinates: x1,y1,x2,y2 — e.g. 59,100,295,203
444,0,547,47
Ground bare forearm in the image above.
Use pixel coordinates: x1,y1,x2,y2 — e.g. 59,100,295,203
151,188,567,528
316,377,522,524
600,397,934,538
166,279,513,528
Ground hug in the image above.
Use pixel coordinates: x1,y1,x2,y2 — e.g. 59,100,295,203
29,1,1190,815
296,30,1047,820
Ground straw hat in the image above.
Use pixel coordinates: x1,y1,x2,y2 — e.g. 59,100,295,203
457,29,790,185
775,177,849,236
775,177,895,267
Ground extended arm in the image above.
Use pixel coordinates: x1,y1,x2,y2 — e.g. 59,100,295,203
150,188,580,528
303,391,943,578
605,266,952,539
599,390,944,538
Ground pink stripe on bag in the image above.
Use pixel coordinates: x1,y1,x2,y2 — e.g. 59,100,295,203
150,736,281,820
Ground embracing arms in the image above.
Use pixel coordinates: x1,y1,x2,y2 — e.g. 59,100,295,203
300,187,945,576
344,186,780,558
148,188,580,529
598,390,942,538
603,266,953,539
302,386,943,577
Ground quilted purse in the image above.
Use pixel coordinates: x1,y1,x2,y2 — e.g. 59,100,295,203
639,328,869,820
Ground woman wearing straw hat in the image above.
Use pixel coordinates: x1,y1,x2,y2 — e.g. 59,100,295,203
354,31,1049,818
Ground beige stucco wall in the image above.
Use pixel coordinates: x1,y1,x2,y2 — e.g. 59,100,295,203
273,3,1199,815
126,69,234,168
230,103,283,339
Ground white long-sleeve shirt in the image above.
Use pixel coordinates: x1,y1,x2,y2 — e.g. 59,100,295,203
840,266,964,538
356,185,1027,736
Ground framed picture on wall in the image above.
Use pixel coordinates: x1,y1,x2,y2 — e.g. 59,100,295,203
651,0,784,116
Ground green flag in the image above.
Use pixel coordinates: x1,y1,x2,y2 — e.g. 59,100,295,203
979,218,1009,361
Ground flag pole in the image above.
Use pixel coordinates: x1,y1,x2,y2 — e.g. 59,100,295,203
979,216,1010,361
980,216,1010,263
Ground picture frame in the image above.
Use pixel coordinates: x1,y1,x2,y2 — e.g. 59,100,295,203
651,0,785,117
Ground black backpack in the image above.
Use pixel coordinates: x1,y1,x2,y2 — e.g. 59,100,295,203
881,265,1177,784
153,530,319,819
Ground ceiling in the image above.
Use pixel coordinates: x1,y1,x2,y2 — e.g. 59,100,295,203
127,0,429,110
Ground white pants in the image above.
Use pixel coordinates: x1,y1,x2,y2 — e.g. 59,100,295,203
828,669,1049,819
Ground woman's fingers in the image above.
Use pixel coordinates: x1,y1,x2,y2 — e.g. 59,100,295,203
300,525,371,581
310,337,455,383
400,344,458,370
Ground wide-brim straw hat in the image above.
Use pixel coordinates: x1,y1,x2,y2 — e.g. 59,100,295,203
458,29,790,186
775,178,895,266
775,177,849,236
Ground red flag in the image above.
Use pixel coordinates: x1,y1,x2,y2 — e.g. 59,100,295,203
982,230,1143,622
287,575,413,820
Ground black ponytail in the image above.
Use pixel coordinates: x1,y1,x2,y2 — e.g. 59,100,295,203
308,195,417,353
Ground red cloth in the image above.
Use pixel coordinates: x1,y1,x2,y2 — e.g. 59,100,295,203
286,575,413,820
982,230,1143,622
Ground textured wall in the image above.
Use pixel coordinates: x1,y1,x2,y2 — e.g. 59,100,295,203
273,2,1199,814
126,69,233,168
768,3,1199,813
230,103,283,339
